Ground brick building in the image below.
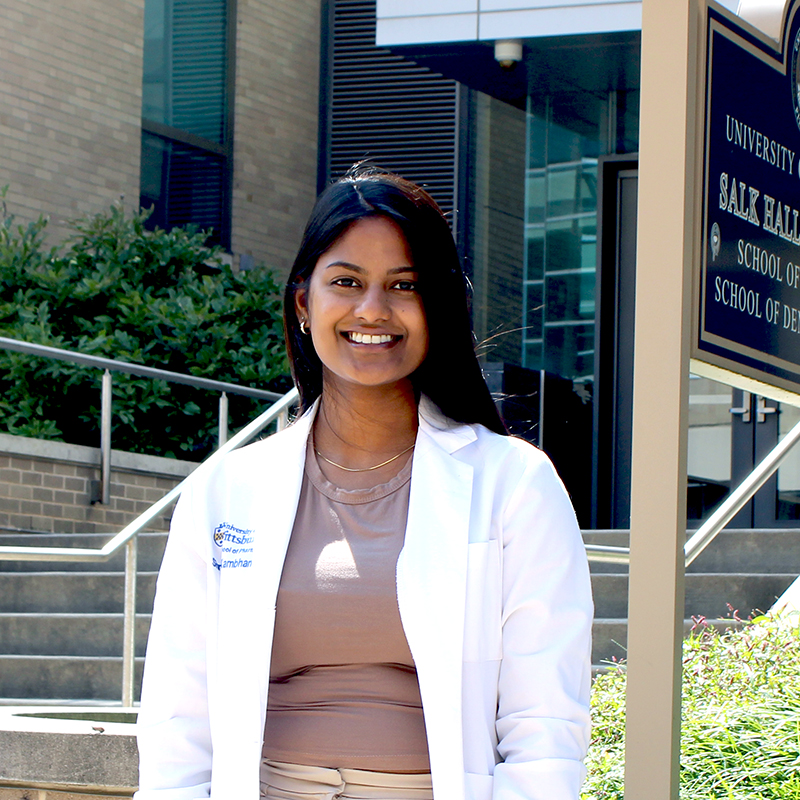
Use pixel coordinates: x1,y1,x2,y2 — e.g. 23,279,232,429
0,0,321,279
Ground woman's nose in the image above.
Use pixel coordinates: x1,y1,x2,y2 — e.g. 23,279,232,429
355,286,390,321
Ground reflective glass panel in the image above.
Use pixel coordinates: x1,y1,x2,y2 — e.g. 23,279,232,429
777,403,800,520
142,0,227,143
140,132,225,246
687,375,733,520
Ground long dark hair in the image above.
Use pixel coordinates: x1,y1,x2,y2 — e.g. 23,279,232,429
284,166,506,435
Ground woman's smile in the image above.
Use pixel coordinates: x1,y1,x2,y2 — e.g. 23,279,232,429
295,216,429,392
343,331,400,345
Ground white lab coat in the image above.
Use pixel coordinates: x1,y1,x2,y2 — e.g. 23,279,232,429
135,398,593,800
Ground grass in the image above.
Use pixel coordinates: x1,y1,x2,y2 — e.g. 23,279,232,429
581,613,800,799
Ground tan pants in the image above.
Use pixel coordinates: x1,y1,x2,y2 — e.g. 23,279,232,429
260,760,434,800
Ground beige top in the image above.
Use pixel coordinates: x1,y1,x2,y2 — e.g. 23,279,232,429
261,440,430,772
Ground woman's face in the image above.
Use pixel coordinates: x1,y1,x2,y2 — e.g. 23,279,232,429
295,216,429,394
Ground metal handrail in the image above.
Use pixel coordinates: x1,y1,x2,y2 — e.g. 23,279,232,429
4,374,798,702
0,336,283,401
0,334,285,500
0,387,299,706
584,415,800,566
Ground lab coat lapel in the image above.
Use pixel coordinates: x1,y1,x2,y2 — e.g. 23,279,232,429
398,410,475,800
214,407,313,744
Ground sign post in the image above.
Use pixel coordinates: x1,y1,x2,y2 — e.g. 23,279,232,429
624,0,699,795
627,1,800,796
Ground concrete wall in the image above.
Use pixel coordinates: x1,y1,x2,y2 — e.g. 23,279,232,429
375,0,741,45
375,0,642,44
0,0,144,240
231,0,321,280
0,706,138,799
0,434,196,536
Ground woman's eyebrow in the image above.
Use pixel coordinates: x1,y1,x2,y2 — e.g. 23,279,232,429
323,262,416,274
324,260,364,273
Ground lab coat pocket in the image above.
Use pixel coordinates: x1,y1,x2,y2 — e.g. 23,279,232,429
463,540,502,662
464,772,493,800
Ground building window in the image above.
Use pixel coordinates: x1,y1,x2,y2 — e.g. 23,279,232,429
140,0,231,247
523,90,639,380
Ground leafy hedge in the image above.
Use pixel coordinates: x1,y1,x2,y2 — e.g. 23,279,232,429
0,194,291,460
583,614,800,799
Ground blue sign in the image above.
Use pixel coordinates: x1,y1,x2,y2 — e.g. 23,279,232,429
699,0,800,390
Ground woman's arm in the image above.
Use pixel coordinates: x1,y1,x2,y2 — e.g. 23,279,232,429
135,484,214,800
493,448,593,800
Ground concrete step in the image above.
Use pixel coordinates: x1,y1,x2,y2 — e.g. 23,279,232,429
0,572,157,614
11,569,784,619
591,617,746,666
0,613,151,657
0,532,167,573
0,615,734,699
583,528,800,574
0,655,143,701
0,526,794,701
590,572,795,619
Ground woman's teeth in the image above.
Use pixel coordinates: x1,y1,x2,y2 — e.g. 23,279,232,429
347,332,395,344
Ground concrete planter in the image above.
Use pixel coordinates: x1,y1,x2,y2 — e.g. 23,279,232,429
0,706,138,799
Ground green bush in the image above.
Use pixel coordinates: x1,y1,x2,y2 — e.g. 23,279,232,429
583,614,800,799
0,193,291,460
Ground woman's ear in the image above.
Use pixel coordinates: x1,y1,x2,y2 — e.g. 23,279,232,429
295,286,309,321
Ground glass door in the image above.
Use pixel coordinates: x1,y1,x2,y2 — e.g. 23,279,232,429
688,375,800,527
687,375,733,521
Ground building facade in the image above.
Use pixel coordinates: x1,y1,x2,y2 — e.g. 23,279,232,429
321,0,800,530
1,0,321,279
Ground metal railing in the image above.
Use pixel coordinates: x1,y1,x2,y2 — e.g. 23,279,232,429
0,334,298,705
3,332,799,702
584,415,800,566
0,336,284,503
0,387,298,705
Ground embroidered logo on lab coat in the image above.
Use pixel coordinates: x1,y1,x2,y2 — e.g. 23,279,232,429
211,522,254,570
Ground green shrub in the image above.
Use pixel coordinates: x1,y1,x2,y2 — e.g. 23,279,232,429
0,193,291,460
583,615,800,800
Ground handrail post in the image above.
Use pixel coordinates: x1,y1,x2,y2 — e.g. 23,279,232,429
277,408,289,431
122,536,138,707
218,392,229,447
101,369,112,505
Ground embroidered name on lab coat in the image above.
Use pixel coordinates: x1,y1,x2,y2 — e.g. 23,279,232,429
212,522,254,570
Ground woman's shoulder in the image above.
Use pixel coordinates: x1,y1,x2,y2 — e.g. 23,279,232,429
469,424,558,486
191,411,310,490
420,398,556,483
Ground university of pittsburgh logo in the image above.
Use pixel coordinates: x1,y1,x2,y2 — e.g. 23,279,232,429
211,523,254,570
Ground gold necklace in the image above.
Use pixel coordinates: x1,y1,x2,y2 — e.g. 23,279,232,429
315,442,416,473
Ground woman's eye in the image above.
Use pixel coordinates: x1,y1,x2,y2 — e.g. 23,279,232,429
331,276,359,287
393,280,418,292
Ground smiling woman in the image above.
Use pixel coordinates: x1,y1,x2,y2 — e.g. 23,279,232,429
295,216,429,400
135,166,594,800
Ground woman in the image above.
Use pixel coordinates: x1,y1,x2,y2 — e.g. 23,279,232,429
135,167,593,800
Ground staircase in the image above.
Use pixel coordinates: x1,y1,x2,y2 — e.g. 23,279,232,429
0,528,797,701
585,528,800,666
0,531,166,703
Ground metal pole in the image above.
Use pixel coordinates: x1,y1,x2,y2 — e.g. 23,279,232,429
624,0,698,796
101,369,112,505
0,388,299,563
538,369,545,449
0,335,281,401
277,408,289,431
218,392,229,447
122,536,138,707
